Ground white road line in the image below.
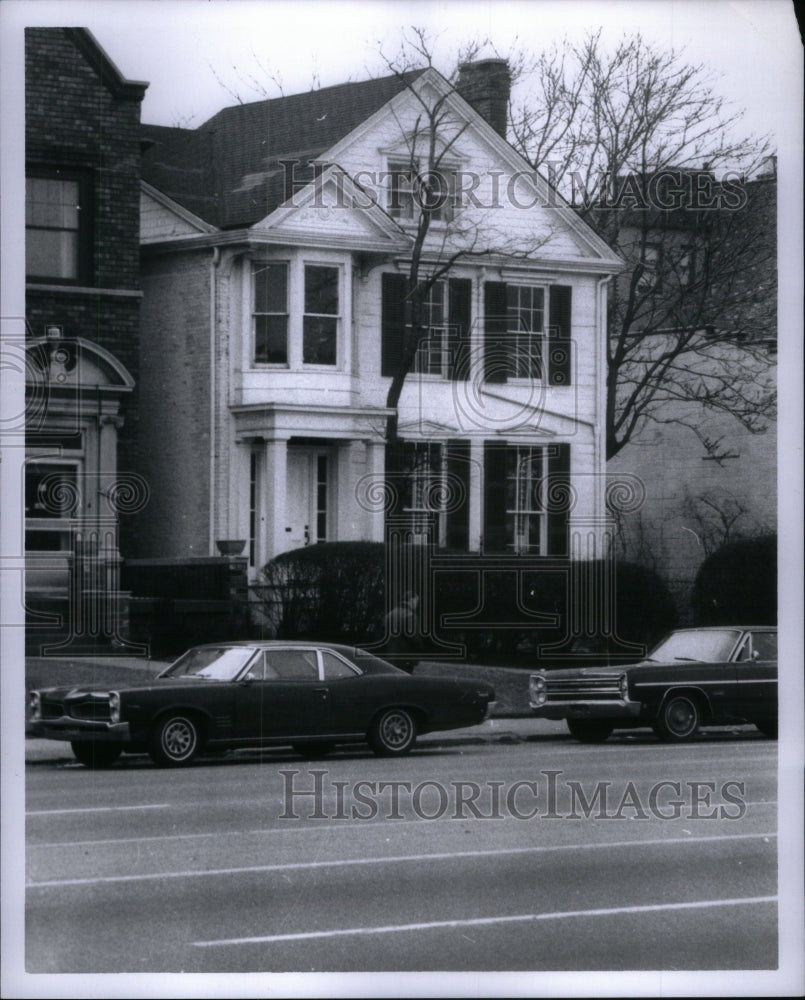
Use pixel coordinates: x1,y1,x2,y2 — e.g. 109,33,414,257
26,804,172,816
29,800,779,849
193,895,778,947
26,830,776,888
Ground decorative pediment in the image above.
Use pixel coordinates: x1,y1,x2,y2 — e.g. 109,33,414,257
252,166,412,252
26,338,135,392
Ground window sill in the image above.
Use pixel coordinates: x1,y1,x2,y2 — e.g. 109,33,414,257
26,282,143,299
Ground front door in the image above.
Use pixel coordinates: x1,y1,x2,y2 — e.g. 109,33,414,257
286,447,332,549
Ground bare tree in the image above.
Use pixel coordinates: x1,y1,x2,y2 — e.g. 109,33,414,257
508,31,776,459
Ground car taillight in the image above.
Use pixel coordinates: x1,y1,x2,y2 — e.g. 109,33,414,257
619,673,629,699
28,691,41,721
109,691,121,724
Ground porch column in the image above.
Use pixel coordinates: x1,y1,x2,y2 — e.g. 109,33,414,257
364,439,386,543
468,438,483,552
263,437,289,561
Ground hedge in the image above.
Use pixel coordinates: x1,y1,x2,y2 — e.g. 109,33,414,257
691,534,777,626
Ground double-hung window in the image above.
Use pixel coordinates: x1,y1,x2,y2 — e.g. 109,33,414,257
26,170,91,283
253,262,289,364
413,281,449,376
402,442,444,541
303,264,339,365
505,446,548,555
507,285,545,379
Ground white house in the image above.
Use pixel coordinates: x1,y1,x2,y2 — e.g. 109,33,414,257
137,61,623,579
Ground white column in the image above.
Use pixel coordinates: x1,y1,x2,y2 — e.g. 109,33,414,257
468,438,483,551
263,437,289,560
364,439,386,543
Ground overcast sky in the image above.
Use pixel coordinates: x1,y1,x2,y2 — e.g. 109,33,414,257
2,0,801,150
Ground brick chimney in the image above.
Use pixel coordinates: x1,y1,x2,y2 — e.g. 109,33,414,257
456,59,511,139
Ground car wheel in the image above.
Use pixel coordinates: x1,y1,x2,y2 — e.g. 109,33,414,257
149,713,201,767
653,694,701,742
292,742,334,759
70,741,122,769
368,707,417,756
566,719,614,743
755,720,778,739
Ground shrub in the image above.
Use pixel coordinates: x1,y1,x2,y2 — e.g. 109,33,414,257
691,534,777,625
256,542,385,644
255,544,678,662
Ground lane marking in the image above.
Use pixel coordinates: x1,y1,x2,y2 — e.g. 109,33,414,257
27,830,777,888
193,895,778,947
29,800,779,850
26,804,171,816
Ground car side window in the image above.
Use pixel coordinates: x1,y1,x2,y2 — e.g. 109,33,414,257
735,637,753,662
321,650,360,679
751,632,777,660
265,649,319,680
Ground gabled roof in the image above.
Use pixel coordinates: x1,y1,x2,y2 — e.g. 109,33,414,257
141,70,422,229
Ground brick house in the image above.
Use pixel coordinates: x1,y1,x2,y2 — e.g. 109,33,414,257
136,62,623,590
605,169,777,607
24,28,147,649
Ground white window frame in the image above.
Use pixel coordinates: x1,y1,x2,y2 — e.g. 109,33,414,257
506,446,548,555
402,441,446,544
507,283,547,381
386,158,458,224
252,260,290,366
302,262,341,368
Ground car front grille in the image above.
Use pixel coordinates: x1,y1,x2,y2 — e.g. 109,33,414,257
545,676,622,701
41,698,111,721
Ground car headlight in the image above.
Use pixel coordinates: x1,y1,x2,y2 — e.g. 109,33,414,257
529,674,547,706
619,673,629,700
28,690,41,721
109,691,121,725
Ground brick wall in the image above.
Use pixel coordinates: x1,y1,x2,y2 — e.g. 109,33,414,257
25,28,146,556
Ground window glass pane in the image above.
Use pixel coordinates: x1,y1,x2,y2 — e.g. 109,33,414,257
321,650,359,679
264,648,319,679
25,464,79,518
305,266,338,314
254,263,287,312
255,315,288,364
303,316,337,365
26,230,79,280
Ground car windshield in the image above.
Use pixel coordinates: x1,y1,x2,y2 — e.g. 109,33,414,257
160,646,256,681
649,629,742,663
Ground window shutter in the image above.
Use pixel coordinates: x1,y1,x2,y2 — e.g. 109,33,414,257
546,442,571,556
548,285,572,386
381,273,410,377
484,281,508,383
483,441,509,553
447,278,472,381
445,439,471,550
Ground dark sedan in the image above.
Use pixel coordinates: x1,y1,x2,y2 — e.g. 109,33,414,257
28,641,496,767
529,626,777,743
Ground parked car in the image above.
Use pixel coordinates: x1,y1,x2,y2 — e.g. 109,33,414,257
529,626,777,743
28,641,495,767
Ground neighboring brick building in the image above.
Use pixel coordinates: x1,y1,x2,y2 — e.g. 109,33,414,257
136,63,624,585
606,171,777,609
24,28,148,649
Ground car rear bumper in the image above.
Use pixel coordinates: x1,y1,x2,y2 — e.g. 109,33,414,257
29,718,131,742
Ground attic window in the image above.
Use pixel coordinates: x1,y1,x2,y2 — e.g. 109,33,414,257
387,160,455,223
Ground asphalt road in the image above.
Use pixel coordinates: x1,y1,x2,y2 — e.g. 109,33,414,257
25,732,778,976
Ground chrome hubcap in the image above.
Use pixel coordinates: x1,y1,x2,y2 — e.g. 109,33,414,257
381,712,411,747
163,720,194,758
